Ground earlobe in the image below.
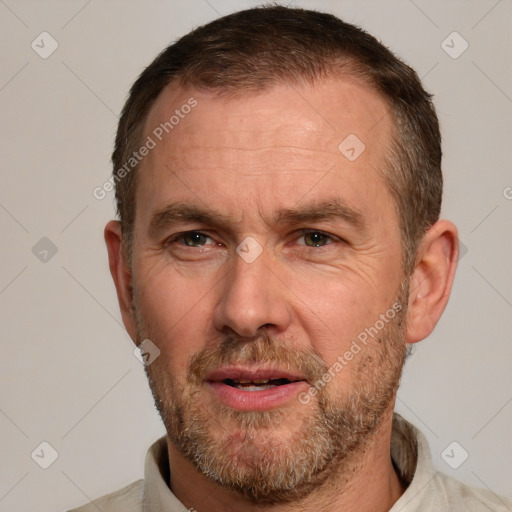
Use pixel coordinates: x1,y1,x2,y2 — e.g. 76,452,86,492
104,220,138,342
405,220,459,344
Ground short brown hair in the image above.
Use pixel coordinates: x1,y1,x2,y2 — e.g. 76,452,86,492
113,5,442,274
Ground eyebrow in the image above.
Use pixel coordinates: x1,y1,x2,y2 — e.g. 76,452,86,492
274,199,366,230
148,198,366,239
148,203,231,239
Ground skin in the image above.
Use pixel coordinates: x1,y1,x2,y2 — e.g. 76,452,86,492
105,77,459,512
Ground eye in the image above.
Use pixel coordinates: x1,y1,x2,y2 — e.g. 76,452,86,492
298,230,335,247
169,231,215,247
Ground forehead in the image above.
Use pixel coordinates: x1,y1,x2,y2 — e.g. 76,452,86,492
137,77,396,229
144,76,391,154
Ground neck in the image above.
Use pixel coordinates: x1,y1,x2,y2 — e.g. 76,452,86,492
167,406,404,512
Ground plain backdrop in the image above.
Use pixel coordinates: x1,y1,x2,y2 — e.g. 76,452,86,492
0,1,511,511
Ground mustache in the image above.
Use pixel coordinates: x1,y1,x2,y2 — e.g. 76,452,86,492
187,333,329,385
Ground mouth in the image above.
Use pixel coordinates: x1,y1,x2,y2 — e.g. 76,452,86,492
205,367,309,410
222,377,299,391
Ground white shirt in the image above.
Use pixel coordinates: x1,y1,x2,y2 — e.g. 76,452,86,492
68,413,512,511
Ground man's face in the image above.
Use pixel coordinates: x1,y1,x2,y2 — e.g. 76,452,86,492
130,78,408,502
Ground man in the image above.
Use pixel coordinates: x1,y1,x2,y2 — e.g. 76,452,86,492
71,5,511,512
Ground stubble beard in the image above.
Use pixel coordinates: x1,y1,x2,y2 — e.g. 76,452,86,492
137,287,409,505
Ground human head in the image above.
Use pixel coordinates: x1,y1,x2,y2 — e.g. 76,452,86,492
105,5,458,506
112,5,442,276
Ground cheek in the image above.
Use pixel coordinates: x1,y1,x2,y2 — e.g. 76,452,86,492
292,272,394,368
133,266,218,367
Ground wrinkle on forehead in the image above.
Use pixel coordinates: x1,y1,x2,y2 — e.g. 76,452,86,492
143,76,391,155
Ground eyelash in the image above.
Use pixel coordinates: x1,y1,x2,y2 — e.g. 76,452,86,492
165,231,216,249
166,229,340,249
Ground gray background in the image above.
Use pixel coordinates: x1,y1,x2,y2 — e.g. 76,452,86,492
1,1,511,510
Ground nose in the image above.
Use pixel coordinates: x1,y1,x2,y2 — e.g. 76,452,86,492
213,246,291,338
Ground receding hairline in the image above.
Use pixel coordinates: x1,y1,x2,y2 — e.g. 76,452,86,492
138,62,394,155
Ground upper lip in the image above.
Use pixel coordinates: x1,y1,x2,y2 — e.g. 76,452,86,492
206,366,307,383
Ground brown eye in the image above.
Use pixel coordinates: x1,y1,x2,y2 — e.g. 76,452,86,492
181,232,210,247
302,231,332,247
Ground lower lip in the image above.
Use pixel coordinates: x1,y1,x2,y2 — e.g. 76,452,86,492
207,381,309,410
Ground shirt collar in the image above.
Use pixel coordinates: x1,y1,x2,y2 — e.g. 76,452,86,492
143,436,188,512
389,414,438,510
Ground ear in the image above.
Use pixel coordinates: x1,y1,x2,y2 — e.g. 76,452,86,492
405,220,459,344
104,220,138,343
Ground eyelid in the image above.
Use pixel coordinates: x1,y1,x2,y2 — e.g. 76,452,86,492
165,230,217,246
164,229,344,248
295,228,339,244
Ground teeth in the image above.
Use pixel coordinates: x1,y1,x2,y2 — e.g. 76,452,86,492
233,384,276,391
232,378,270,384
